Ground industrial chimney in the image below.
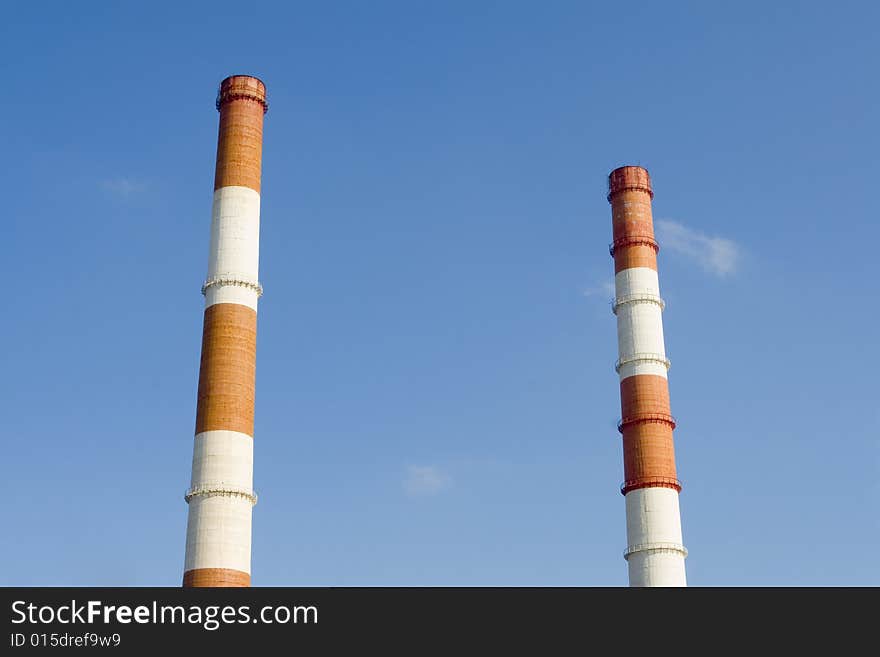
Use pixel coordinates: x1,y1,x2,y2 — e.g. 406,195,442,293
607,166,687,586
182,75,268,587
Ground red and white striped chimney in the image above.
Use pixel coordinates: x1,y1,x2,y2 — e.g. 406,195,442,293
183,75,267,587
607,165,687,587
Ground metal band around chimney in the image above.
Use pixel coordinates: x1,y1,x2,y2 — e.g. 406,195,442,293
612,292,665,315
202,275,264,297
615,353,671,373
185,484,258,506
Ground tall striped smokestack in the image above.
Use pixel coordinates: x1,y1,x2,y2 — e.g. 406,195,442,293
608,166,687,587
183,75,267,587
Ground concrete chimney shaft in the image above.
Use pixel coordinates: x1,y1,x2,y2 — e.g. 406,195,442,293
608,166,687,586
183,75,267,587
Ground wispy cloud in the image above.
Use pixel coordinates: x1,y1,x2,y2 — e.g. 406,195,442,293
101,177,147,197
404,465,452,497
655,219,740,276
582,280,615,299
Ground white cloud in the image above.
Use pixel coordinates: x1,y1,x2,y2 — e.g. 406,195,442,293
101,177,147,196
655,219,740,276
582,280,615,299
404,465,451,497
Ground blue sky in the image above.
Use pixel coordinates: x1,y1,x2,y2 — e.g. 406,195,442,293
2,1,878,586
